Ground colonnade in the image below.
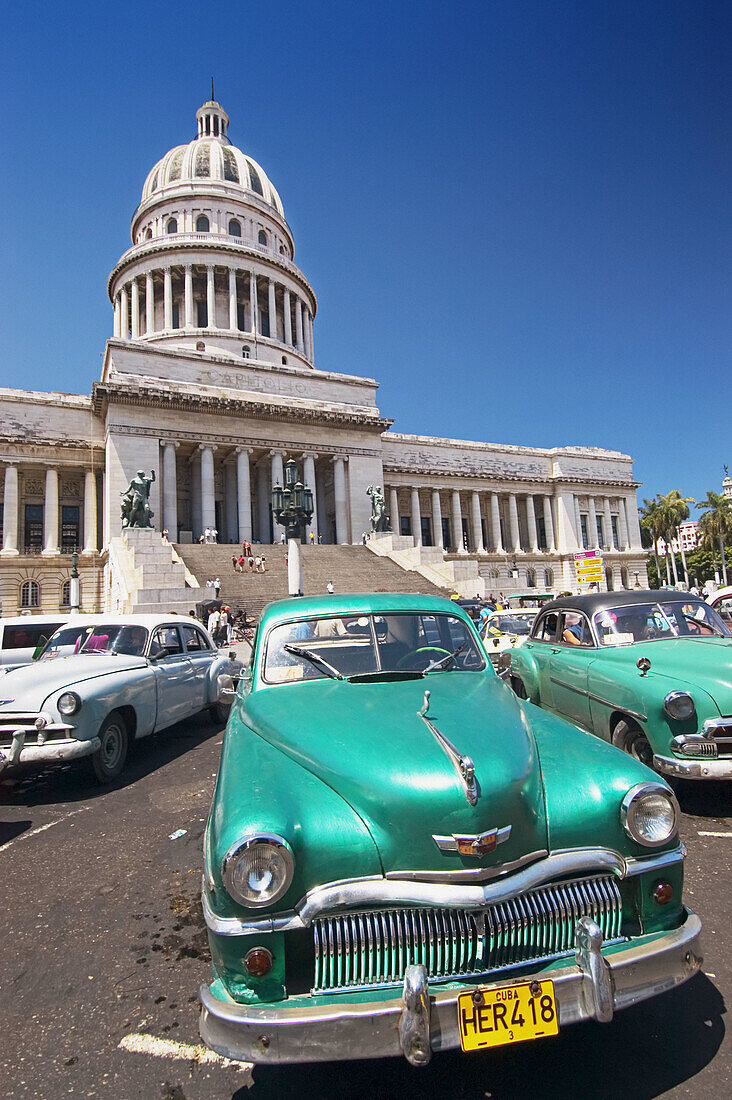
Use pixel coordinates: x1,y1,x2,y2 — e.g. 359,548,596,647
0,464,99,556
113,263,314,359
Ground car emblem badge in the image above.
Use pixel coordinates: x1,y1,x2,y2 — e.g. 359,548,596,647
433,825,512,856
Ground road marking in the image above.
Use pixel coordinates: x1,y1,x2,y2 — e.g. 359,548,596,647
0,807,90,852
119,1032,251,1071
697,831,732,838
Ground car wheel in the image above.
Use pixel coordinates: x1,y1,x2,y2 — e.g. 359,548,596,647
511,676,528,699
612,718,653,768
209,702,231,724
91,712,129,783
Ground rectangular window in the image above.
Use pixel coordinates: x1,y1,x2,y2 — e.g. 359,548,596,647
197,300,208,327
237,303,247,331
172,303,180,329
421,516,432,546
61,505,79,552
611,516,619,549
580,514,589,549
261,311,270,338
596,516,605,550
24,504,43,551
537,515,547,550
442,517,451,549
400,515,411,536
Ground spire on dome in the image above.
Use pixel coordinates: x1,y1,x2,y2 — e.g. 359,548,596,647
196,98,230,142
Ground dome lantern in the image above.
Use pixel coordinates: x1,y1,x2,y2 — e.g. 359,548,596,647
196,99,230,141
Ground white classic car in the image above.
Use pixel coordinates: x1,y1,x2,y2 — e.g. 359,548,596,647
479,609,537,670
0,614,237,783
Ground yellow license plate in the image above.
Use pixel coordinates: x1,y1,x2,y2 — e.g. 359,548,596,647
457,979,559,1051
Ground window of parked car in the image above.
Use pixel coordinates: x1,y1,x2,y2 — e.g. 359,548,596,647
181,625,210,652
532,613,559,642
79,625,149,656
593,601,729,645
2,623,64,651
150,626,183,657
559,611,594,647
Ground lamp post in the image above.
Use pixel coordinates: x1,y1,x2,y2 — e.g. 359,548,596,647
272,458,314,596
70,551,80,614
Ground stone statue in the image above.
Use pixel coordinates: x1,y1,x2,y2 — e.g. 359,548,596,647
121,469,156,529
367,484,391,533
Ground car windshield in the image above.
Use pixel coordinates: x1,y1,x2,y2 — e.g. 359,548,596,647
485,613,534,636
593,601,731,646
38,624,94,660
263,612,485,683
77,624,150,656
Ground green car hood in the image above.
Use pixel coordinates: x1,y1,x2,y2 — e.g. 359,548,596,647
244,672,547,874
590,637,732,711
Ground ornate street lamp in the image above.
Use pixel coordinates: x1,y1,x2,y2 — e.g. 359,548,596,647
70,551,80,614
272,458,314,596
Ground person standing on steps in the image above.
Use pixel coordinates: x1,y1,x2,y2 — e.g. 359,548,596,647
326,581,334,595
214,577,221,598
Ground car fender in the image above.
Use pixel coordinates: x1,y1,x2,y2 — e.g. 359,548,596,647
509,644,542,701
204,653,240,705
42,665,157,742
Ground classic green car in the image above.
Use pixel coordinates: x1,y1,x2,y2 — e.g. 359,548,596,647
200,593,700,1067
509,590,732,780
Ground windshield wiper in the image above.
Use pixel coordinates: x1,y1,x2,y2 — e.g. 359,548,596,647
283,644,344,680
424,643,466,672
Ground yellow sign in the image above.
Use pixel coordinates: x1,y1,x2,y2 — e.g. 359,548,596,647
457,979,559,1051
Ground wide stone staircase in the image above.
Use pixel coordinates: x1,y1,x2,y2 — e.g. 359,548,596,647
175,543,450,619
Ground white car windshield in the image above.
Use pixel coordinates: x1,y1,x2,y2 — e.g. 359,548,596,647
594,601,730,646
78,625,150,656
485,613,534,636
263,612,485,683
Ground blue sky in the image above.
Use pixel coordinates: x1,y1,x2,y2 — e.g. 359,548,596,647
0,0,729,510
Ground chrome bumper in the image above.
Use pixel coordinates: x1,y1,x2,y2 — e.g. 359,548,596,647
0,735,99,773
654,753,732,780
199,909,702,1065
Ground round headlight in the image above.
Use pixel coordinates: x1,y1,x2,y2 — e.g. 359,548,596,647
621,783,680,848
222,834,294,908
664,691,696,722
57,691,81,716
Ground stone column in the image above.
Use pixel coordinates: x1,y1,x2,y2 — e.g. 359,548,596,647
542,495,555,551
618,497,629,550
190,455,202,539
625,495,643,549
145,272,154,335
490,492,504,552
333,456,348,544
508,493,521,552
249,271,258,333
271,451,285,543
295,298,304,352
308,311,315,360
283,288,292,345
130,279,140,338
304,308,312,359
588,497,598,550
604,497,614,550
268,279,277,340
184,265,194,328
1,465,19,555
42,468,60,556
302,453,318,541
451,490,464,553
471,491,485,552
574,496,583,547
224,459,238,542
200,445,217,533
113,295,121,338
229,268,237,330
82,469,98,554
120,284,129,338
389,488,399,533
555,491,578,553
161,441,179,539
163,268,172,330
206,266,215,328
432,490,444,548
236,449,253,544
526,495,538,552
411,488,422,546
257,458,270,543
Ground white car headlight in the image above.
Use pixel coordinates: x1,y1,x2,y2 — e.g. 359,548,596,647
57,691,82,716
222,834,294,907
663,691,696,722
621,782,680,848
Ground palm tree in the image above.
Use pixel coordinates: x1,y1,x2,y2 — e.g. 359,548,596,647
658,490,694,587
639,497,664,585
696,490,732,587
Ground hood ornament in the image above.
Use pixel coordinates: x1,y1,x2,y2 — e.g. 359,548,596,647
433,826,512,857
417,690,479,806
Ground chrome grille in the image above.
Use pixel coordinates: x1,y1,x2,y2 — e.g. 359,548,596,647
312,874,623,994
681,740,718,757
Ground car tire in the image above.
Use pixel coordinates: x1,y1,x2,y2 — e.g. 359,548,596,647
209,702,230,724
91,712,129,783
511,676,528,699
611,718,653,769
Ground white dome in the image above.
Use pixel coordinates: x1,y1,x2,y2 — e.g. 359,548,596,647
140,100,284,217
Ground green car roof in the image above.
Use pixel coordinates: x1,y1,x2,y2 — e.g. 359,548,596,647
258,592,473,631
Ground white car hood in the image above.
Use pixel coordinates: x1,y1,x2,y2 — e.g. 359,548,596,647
0,654,149,711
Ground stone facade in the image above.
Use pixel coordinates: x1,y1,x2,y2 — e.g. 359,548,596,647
0,98,648,616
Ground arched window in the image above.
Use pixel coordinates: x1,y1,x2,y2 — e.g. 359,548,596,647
166,218,178,234
605,568,614,592
620,566,630,590
168,149,183,181
228,219,241,237
223,148,239,183
279,245,286,255
242,345,250,359
20,580,40,609
526,569,536,588
248,162,264,196
195,144,211,178
544,567,554,588
281,356,288,364
196,215,210,233
258,230,267,246
145,227,152,240
61,579,77,607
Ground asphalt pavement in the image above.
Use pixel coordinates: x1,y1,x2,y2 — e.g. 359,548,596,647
1,719,731,1100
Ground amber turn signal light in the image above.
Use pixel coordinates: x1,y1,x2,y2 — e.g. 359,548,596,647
652,880,674,905
244,947,274,976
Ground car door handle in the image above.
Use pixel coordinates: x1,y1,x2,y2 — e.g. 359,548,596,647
551,648,562,654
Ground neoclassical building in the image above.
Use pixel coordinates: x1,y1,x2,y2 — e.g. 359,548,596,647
0,99,647,615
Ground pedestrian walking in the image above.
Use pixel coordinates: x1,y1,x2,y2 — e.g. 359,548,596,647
214,577,221,598
207,607,220,636
231,555,238,571
254,556,261,572
237,554,245,572
248,556,255,572
259,554,266,573
309,531,315,544
326,580,334,595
